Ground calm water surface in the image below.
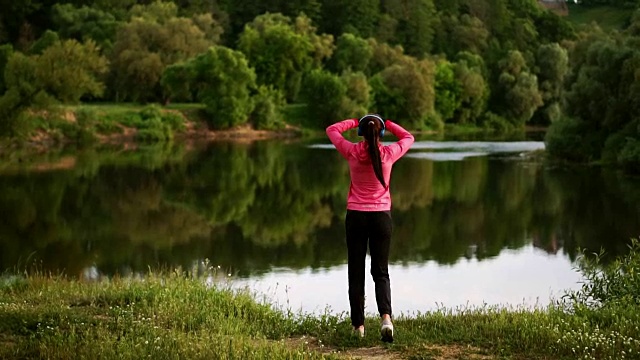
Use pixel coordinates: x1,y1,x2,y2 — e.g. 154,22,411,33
1,135,639,315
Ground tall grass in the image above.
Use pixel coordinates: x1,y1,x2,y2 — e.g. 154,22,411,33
0,265,339,359
2,240,640,359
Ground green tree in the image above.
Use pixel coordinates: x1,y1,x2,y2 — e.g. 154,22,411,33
494,50,542,127
340,71,371,118
250,85,286,130
329,33,373,74
301,69,346,127
162,46,256,129
28,30,59,55
433,14,489,58
222,0,322,43
548,28,640,168
51,4,119,51
319,0,380,38
0,39,108,136
453,52,490,124
238,13,327,101
382,0,437,57
0,44,13,93
370,58,437,129
36,39,108,103
366,38,411,75
434,61,463,122
534,42,569,124
110,2,220,102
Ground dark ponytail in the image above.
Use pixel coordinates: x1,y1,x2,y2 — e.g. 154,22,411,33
364,119,386,188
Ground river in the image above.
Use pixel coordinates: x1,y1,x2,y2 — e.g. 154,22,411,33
1,134,639,315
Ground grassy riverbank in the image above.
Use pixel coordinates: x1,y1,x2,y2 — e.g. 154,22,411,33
2,242,640,360
5,103,529,151
9,103,306,150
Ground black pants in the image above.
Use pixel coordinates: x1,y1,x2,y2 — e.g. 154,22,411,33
345,210,393,327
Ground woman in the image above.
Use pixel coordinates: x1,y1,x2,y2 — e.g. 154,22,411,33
326,114,414,342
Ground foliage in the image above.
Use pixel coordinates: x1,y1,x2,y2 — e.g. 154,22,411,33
109,1,221,102
51,4,119,51
534,42,569,124
433,14,490,58
329,33,372,74
618,137,640,173
0,43,13,93
370,58,436,129
162,46,256,129
34,39,109,103
562,239,640,310
382,0,437,57
365,38,411,76
28,30,60,55
238,13,330,102
339,71,371,119
545,117,598,163
434,60,462,122
300,69,347,128
548,21,640,168
250,85,286,130
494,50,543,127
0,39,107,137
452,52,490,124
319,0,381,38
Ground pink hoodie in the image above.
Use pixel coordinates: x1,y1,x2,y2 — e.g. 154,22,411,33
326,118,414,211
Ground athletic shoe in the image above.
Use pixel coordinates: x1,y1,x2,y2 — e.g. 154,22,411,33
380,319,393,343
353,325,365,338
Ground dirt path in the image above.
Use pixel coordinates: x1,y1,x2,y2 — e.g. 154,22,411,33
287,336,493,360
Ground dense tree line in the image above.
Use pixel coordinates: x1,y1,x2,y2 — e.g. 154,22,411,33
0,0,640,169
0,0,574,131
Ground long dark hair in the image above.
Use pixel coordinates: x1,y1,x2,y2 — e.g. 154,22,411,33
363,117,386,188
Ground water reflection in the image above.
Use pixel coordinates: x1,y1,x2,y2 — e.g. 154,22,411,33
0,140,639,309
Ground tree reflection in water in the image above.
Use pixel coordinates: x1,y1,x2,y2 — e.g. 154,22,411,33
0,140,639,279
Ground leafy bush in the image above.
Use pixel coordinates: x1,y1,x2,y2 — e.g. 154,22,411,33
301,69,346,128
563,239,640,309
162,46,256,129
618,137,640,173
135,128,170,142
545,117,592,162
481,112,513,132
250,86,285,130
369,59,436,129
74,107,97,127
139,104,163,121
423,112,444,132
161,111,186,131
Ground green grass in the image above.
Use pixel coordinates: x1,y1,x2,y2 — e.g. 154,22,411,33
567,4,633,31
3,241,640,360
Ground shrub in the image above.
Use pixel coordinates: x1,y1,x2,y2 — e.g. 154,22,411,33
161,112,186,132
139,104,163,121
250,86,285,130
563,239,640,309
423,112,444,132
301,69,346,128
545,117,590,162
618,138,640,173
481,112,513,132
